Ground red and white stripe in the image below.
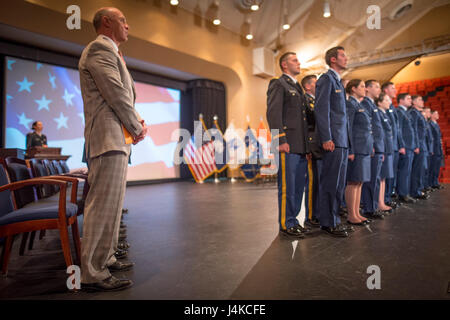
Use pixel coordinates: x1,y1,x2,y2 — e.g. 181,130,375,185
184,140,217,182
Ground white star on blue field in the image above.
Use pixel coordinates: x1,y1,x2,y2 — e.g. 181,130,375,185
48,72,57,89
54,112,69,129
62,89,75,106
7,59,16,70
36,63,43,71
17,112,33,130
16,77,34,93
35,95,52,111
6,95,13,104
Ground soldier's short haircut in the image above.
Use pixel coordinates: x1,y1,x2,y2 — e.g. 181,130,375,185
397,93,410,102
301,75,317,90
411,95,422,102
381,81,394,91
365,79,378,88
325,46,345,66
279,52,296,72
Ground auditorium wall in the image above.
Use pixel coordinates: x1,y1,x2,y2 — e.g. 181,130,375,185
0,0,270,131
391,52,450,84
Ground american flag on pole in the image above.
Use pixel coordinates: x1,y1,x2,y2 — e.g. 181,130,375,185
184,137,217,183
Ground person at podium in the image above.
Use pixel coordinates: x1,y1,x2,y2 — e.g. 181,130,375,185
26,121,48,149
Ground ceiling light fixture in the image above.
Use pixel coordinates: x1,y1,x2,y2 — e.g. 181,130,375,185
323,1,331,18
242,17,253,40
282,14,290,30
250,4,259,11
170,0,179,6
212,0,221,25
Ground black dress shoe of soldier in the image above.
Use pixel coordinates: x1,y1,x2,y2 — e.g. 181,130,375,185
114,249,128,260
82,276,133,292
279,227,305,238
364,211,385,220
414,193,429,200
399,195,416,204
320,226,349,237
108,261,135,272
118,241,130,250
305,219,321,228
295,224,312,234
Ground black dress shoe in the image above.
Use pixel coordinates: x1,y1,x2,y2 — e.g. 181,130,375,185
320,226,349,237
82,276,133,292
280,227,305,238
382,209,393,215
108,260,135,272
122,208,129,214
399,195,416,204
118,241,130,250
295,224,312,234
305,219,321,228
364,211,384,220
114,249,128,260
347,220,365,226
414,194,429,200
361,219,371,225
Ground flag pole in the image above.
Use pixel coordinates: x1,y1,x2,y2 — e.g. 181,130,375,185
198,113,205,184
213,115,220,184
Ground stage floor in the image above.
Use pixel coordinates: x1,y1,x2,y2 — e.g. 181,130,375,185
1,181,449,300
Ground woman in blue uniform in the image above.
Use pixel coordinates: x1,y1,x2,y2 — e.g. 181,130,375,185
376,93,394,213
345,79,372,225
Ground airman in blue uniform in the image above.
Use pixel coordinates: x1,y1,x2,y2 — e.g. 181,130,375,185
409,95,429,200
361,80,385,220
395,93,417,203
429,110,444,189
314,46,352,237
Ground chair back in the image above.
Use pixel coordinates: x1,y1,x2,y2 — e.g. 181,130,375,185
0,161,16,217
4,157,37,208
52,160,65,175
59,160,70,173
29,159,54,198
42,160,60,193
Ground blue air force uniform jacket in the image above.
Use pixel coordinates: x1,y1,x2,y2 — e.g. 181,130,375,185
396,106,417,150
314,70,349,148
425,121,434,155
430,121,443,156
361,97,384,153
266,74,309,154
379,109,394,154
346,96,373,155
408,108,428,153
386,104,400,151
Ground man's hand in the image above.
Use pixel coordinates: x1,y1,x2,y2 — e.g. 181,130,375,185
399,148,406,155
414,148,420,154
278,143,290,153
133,120,148,145
381,154,385,162
322,140,335,152
348,154,355,161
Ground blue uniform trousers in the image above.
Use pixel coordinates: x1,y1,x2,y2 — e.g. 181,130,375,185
277,152,308,230
385,151,399,203
410,151,427,197
362,153,383,213
305,158,322,222
423,155,432,189
397,149,414,197
318,148,348,228
429,155,442,187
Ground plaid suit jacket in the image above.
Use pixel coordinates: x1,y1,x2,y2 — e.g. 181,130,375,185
79,35,141,159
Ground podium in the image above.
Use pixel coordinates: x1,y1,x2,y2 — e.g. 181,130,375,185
25,147,71,161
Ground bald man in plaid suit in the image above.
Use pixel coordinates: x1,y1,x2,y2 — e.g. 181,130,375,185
78,7,147,291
